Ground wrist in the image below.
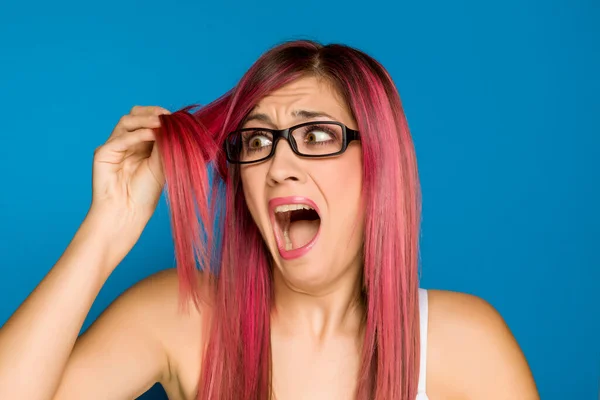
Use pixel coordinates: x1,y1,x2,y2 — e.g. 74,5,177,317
79,206,149,269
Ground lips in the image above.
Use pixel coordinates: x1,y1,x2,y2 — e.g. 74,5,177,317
268,196,321,260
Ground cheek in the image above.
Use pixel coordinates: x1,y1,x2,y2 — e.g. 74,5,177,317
335,149,363,200
318,150,363,224
325,169,361,198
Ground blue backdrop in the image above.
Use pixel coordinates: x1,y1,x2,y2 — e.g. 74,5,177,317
0,1,597,399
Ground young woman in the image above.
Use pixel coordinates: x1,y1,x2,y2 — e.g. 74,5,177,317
0,40,539,400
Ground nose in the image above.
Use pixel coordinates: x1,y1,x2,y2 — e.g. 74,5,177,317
266,139,304,187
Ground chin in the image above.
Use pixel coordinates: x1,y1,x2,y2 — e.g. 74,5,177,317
273,253,351,294
277,267,332,293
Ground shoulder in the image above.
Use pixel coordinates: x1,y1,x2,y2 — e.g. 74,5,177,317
61,268,208,399
115,268,209,398
424,289,539,400
115,267,206,331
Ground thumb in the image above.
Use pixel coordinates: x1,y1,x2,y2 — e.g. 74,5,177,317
147,137,165,187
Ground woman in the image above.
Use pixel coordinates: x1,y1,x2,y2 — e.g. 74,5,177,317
0,40,539,399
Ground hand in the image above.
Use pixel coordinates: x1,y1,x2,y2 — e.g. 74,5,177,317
89,105,171,227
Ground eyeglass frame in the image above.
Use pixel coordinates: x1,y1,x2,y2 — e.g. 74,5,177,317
223,120,361,164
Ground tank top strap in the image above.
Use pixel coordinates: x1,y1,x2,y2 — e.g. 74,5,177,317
416,288,429,399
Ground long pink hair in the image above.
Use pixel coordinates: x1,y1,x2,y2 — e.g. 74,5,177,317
155,40,422,400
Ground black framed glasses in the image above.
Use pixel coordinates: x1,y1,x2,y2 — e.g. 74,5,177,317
224,121,361,164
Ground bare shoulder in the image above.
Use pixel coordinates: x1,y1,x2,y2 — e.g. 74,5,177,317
131,268,208,399
425,289,539,400
59,268,207,400
115,267,206,343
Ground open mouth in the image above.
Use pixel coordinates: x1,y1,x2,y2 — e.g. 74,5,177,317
270,199,321,259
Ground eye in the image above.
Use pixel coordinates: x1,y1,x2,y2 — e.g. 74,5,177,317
244,133,272,148
305,129,333,143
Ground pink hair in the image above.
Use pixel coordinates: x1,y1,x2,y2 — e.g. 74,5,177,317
155,40,422,400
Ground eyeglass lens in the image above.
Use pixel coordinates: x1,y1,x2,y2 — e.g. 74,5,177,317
227,122,345,162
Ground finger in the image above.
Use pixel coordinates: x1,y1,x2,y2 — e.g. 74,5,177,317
107,107,170,143
130,105,171,116
104,128,157,153
118,114,162,132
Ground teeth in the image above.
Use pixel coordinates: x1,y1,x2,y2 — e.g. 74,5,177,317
274,204,314,213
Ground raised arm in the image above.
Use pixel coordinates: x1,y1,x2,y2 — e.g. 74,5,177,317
0,106,175,399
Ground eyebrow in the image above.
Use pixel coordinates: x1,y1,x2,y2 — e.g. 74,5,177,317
243,110,337,127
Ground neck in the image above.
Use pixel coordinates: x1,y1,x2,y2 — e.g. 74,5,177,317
270,260,365,344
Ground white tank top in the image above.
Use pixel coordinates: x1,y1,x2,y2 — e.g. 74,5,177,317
416,288,430,400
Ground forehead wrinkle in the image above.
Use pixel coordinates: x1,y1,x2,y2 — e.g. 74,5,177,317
244,109,338,128
242,77,354,128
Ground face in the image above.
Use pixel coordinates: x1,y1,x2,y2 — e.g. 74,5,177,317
240,76,364,293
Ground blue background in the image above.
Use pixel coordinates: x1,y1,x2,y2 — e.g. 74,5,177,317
0,0,598,399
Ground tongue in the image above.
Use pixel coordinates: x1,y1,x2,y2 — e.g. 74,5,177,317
288,219,320,249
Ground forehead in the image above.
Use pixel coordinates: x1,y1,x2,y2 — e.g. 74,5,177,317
249,76,355,127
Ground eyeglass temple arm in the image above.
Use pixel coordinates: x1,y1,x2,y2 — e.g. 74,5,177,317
347,128,360,142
